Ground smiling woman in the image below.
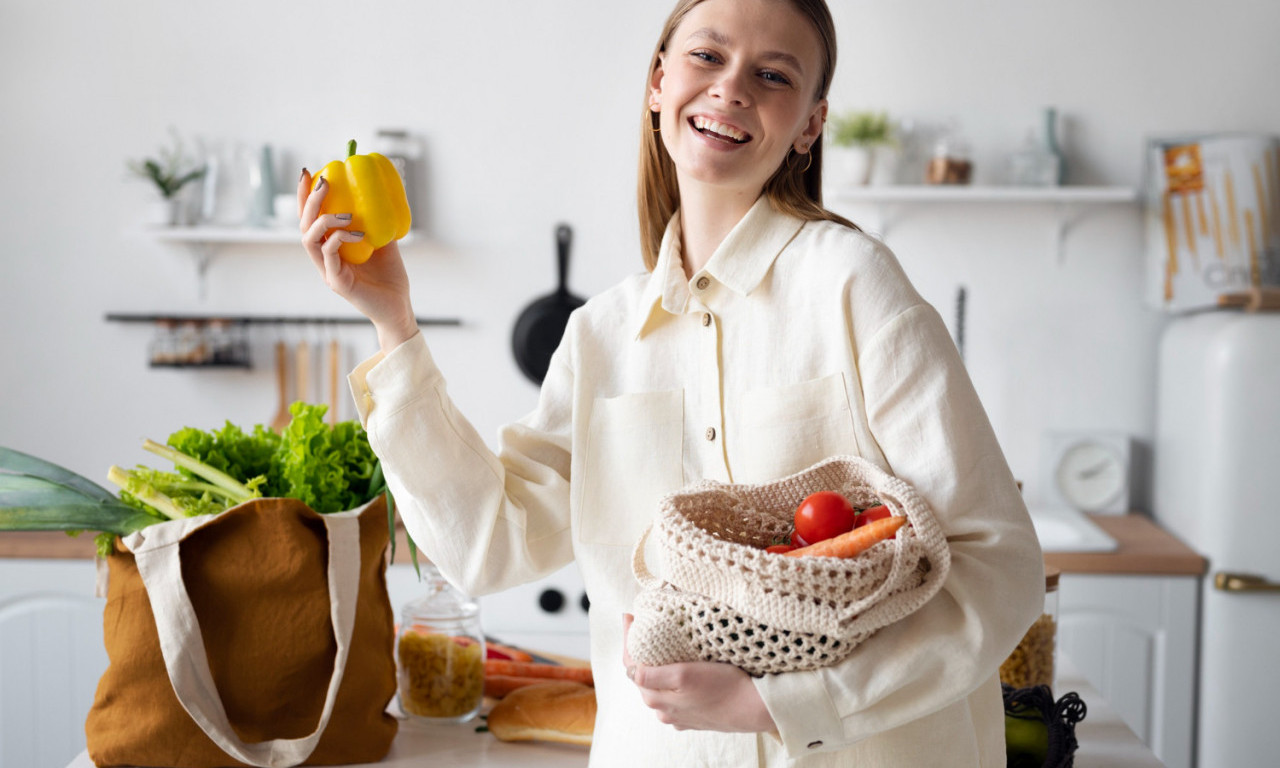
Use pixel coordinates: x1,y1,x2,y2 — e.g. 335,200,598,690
297,0,1044,765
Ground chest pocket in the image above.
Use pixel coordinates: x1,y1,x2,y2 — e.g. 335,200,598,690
575,389,685,547
729,372,861,484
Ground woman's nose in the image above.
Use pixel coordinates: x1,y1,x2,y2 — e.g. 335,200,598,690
708,67,751,106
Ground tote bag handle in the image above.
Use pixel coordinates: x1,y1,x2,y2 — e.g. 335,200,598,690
124,507,362,768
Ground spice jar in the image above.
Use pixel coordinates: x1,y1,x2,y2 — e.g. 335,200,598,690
1000,565,1059,690
925,136,973,185
397,566,486,722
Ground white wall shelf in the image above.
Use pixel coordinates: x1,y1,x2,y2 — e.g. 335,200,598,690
134,226,423,297
826,185,1140,261
829,185,1138,205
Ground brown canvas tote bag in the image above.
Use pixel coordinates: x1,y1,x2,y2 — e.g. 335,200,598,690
85,496,398,767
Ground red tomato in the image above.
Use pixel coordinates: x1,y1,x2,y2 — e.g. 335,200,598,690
764,544,795,554
790,531,810,548
856,504,897,538
793,491,858,544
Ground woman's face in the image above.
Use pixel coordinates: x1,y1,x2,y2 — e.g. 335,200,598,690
650,0,827,200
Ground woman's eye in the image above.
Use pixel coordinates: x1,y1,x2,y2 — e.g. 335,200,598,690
760,70,792,86
691,50,721,64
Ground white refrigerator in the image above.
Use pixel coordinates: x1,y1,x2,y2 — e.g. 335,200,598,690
1153,308,1280,767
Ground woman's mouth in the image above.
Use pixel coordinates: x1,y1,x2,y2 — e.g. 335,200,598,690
689,116,751,144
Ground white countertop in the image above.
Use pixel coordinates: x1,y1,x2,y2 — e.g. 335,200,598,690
65,662,1161,768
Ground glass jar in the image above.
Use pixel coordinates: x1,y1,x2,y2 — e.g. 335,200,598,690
925,136,973,185
396,566,485,723
1000,565,1060,690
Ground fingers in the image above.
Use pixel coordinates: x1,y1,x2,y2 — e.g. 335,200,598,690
632,661,682,692
296,168,313,222
320,229,364,280
302,211,355,271
299,174,328,234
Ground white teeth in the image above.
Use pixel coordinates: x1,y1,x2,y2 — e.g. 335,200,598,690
692,116,747,142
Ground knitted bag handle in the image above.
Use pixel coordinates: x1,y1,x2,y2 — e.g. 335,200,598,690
631,523,661,590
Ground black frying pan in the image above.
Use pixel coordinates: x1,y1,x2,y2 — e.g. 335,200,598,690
512,224,586,384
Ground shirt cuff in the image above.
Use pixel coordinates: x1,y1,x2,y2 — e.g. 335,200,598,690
752,668,846,757
346,332,437,427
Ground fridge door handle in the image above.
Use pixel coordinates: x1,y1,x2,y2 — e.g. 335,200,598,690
1214,571,1280,593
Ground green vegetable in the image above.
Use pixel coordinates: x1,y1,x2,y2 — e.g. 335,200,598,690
0,447,164,557
272,402,378,513
0,402,401,561
1004,703,1049,767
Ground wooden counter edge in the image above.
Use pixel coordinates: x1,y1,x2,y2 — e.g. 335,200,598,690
1043,513,1208,577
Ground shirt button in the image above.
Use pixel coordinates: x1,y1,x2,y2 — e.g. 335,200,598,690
705,427,716,441
695,276,710,290
807,741,823,749
701,312,711,327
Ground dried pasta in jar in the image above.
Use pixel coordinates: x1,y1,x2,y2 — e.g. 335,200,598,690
398,632,485,720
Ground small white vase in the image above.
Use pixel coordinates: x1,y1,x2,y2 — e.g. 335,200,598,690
141,198,177,227
869,145,902,186
827,145,873,187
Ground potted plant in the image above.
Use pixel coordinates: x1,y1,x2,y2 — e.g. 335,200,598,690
826,110,895,187
127,130,206,226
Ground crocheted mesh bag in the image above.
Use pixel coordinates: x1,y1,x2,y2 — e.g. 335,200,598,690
627,456,951,676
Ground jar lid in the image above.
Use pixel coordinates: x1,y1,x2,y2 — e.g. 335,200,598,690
402,567,480,623
1045,565,1060,591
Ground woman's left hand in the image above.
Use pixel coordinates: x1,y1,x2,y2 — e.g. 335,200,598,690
622,614,777,733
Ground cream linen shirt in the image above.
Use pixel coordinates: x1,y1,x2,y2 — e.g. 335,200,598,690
350,197,1044,767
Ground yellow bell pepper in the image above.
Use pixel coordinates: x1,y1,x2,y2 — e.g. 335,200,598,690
313,139,411,264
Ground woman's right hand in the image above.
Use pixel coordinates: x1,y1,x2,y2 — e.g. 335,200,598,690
298,168,420,353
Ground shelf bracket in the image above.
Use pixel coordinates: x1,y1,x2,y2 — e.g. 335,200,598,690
1052,202,1092,265
184,241,217,300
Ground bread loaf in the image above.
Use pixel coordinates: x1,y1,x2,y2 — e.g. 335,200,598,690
487,681,595,746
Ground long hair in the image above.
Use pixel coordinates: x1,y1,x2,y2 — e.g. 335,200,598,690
636,0,859,271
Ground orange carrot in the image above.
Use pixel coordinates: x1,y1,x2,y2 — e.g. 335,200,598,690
484,674,553,699
784,515,907,559
485,641,534,662
484,659,594,686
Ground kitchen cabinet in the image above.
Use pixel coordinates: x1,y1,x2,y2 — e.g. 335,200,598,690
1047,514,1206,768
0,557,106,768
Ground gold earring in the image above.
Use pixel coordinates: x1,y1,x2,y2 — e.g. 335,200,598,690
650,108,661,133
791,147,812,173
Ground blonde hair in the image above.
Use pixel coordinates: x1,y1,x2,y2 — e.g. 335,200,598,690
637,0,859,270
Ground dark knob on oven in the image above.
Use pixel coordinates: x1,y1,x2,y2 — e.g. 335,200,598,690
538,588,566,613
580,592,590,613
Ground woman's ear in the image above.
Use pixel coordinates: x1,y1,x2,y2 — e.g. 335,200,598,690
649,54,666,108
798,98,828,149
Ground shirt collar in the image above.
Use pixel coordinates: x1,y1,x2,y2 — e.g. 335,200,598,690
634,196,805,339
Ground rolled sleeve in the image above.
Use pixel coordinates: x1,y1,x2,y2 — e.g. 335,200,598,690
753,668,845,756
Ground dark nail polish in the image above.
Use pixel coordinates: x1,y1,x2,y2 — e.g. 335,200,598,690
299,168,308,182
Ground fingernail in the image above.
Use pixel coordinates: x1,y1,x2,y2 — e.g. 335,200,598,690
316,177,327,190
336,213,352,221
348,230,364,238
299,167,308,182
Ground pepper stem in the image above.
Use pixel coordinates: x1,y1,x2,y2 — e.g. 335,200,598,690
347,139,357,158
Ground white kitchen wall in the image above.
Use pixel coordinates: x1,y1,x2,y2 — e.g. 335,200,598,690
2,0,1277,510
